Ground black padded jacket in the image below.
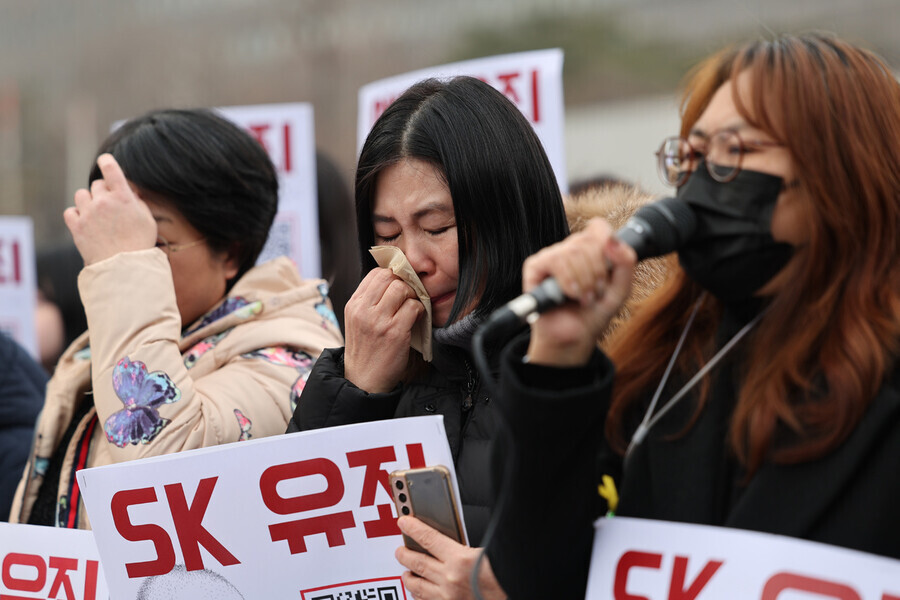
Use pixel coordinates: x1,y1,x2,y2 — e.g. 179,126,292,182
488,327,900,599
287,342,497,546
0,333,46,521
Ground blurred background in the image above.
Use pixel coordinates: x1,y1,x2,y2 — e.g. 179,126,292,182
0,0,896,249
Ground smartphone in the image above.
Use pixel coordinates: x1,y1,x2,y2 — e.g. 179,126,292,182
389,465,467,555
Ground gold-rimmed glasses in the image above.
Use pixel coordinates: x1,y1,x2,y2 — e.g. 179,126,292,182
155,235,205,255
655,130,785,187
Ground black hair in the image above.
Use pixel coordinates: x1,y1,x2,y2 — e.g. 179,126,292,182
36,242,86,348
89,108,279,288
316,150,358,332
355,76,569,323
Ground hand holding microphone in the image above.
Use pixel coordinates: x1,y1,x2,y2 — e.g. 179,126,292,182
522,219,638,366
488,197,697,367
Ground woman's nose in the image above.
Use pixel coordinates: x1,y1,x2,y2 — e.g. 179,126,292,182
400,240,434,278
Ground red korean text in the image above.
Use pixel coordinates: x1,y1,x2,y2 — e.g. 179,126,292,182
1,552,99,600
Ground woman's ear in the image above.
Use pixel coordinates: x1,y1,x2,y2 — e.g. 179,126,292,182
222,242,242,282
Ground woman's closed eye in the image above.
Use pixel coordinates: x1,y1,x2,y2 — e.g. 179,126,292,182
427,226,453,237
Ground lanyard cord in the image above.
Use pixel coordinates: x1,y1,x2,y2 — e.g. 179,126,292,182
623,293,764,468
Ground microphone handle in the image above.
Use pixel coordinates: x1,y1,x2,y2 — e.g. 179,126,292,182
511,220,640,319
489,215,656,327
483,196,696,335
615,216,655,261
485,277,566,330
528,218,649,313
521,277,566,314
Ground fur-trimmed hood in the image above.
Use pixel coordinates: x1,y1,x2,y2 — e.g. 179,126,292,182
564,183,671,346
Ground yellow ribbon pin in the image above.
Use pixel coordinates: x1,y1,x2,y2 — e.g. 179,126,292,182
598,474,618,516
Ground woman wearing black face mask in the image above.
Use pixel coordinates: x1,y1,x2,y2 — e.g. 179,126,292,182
483,33,900,599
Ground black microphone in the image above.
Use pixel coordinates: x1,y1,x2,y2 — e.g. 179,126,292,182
485,196,697,330
614,195,697,261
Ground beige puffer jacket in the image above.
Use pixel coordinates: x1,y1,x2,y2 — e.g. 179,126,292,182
11,249,343,528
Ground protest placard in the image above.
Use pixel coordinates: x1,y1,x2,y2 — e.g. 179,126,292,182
77,416,460,598
0,216,37,357
0,522,109,599
216,103,320,279
586,517,900,599
358,48,568,194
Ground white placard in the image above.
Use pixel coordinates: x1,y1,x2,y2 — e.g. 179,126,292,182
0,522,109,599
357,49,568,194
77,416,460,599
215,103,320,279
586,517,900,599
0,216,37,358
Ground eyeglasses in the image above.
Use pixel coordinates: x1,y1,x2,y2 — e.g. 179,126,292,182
155,235,205,255
655,130,785,187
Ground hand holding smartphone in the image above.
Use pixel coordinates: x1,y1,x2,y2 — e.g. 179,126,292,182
389,465,467,556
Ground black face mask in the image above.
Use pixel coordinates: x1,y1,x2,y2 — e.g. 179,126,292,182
676,164,794,304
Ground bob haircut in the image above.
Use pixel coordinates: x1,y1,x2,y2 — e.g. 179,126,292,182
606,33,900,475
89,109,279,289
355,76,569,324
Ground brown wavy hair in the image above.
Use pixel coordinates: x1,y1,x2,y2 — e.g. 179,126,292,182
605,33,900,475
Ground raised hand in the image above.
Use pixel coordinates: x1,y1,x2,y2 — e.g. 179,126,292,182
63,154,157,266
523,218,637,367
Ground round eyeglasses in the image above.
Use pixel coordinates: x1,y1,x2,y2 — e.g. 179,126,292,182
155,235,205,255
655,130,785,187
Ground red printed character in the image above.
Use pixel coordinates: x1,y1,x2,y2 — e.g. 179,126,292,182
259,444,427,553
372,96,398,125
110,479,240,579
0,239,22,285
245,123,292,173
259,458,356,555
487,70,541,123
346,443,426,539
495,72,521,104
1,552,99,600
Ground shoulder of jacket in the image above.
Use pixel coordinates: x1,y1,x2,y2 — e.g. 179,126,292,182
231,257,321,299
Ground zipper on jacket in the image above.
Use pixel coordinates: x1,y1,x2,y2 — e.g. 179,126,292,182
462,358,478,411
